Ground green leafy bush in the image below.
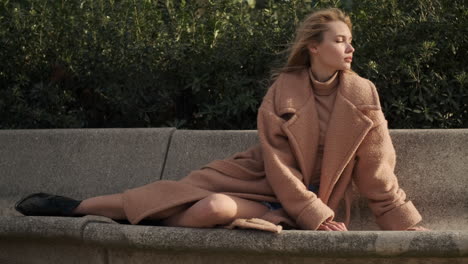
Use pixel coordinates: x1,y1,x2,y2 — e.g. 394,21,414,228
352,0,467,128
0,0,466,129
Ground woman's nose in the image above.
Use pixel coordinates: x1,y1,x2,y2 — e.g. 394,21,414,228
347,43,355,53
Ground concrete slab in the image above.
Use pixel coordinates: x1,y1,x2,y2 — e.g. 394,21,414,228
0,238,107,264
81,224,468,258
162,129,258,181
0,215,116,264
106,251,468,264
356,129,468,230
2,216,466,263
0,128,175,216
0,215,116,239
0,128,467,263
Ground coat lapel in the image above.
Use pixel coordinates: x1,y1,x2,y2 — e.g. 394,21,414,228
282,92,320,187
279,69,375,203
278,69,320,187
319,90,373,202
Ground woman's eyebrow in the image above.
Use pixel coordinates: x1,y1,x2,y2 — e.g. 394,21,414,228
336,34,352,39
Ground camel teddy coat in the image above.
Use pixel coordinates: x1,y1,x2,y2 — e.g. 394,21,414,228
122,68,422,232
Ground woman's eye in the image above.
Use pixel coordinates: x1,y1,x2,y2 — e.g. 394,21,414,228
336,40,352,45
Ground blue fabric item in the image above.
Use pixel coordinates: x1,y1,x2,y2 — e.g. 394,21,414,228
262,184,320,210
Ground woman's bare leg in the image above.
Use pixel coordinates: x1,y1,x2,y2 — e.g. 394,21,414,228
161,193,269,228
72,193,126,219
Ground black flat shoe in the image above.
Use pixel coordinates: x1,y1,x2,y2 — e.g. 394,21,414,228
15,192,82,217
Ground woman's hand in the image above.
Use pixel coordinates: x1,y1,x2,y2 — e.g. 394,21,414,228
317,220,348,231
407,226,430,231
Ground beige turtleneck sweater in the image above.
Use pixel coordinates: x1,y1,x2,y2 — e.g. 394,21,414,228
308,69,339,186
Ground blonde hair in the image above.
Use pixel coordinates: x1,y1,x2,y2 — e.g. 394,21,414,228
270,8,352,80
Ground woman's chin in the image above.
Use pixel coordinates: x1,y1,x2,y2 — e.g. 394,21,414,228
342,63,352,70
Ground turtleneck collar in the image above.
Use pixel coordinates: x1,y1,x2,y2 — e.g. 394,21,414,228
308,68,339,96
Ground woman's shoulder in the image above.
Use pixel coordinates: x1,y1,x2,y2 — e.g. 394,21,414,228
340,70,381,109
261,68,313,115
341,71,387,126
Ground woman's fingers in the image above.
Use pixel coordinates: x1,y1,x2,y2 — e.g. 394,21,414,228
326,222,341,231
407,226,430,231
323,221,348,231
337,222,348,231
317,224,332,231
325,221,340,231
329,221,345,231
318,221,349,231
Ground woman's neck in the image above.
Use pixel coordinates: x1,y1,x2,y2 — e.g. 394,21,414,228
310,65,338,82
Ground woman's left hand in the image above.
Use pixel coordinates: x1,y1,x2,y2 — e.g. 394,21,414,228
407,226,430,231
318,220,348,231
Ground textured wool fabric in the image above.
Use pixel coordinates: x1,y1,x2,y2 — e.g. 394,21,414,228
122,68,422,232
309,68,339,186
225,218,283,233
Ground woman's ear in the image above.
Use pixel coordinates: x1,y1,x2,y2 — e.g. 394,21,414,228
307,43,318,54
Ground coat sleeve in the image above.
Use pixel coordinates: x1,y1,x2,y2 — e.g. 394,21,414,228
353,82,422,230
257,88,334,230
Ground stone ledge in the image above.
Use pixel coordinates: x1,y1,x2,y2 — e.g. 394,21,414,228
1,128,467,230
84,225,468,258
0,127,175,200
1,128,467,263
1,216,467,258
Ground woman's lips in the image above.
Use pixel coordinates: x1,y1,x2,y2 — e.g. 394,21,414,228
344,57,353,62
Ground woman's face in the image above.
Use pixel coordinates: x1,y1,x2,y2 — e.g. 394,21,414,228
308,21,354,73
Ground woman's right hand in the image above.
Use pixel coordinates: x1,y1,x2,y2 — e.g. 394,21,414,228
317,220,348,231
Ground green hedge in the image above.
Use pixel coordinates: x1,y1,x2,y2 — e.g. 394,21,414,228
1,0,466,129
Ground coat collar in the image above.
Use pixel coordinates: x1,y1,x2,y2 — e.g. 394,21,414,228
275,68,381,203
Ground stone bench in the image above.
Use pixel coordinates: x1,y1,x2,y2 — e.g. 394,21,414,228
0,128,467,263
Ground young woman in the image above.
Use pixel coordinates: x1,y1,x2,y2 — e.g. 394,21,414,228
15,8,426,232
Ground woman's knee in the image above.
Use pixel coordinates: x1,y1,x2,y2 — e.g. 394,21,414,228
199,194,237,221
